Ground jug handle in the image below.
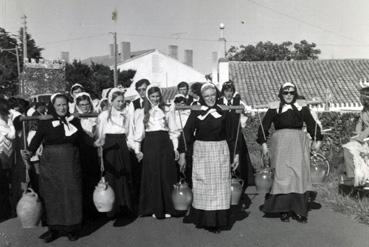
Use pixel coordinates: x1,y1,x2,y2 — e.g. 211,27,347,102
25,187,38,198
101,176,109,191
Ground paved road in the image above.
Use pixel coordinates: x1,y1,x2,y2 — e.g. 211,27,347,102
0,187,367,247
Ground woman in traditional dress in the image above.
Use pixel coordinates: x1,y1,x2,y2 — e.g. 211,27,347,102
75,92,100,220
129,85,180,219
23,93,83,242
173,94,192,186
342,87,369,186
218,81,254,194
95,88,135,226
257,82,322,223
0,97,15,221
181,83,232,233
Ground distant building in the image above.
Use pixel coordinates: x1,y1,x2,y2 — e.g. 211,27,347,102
83,42,205,99
218,59,369,111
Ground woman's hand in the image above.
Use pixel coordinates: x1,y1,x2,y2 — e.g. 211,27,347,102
174,150,180,161
178,153,186,173
231,154,239,171
20,149,32,160
94,138,104,147
312,141,322,152
136,152,144,162
262,143,269,156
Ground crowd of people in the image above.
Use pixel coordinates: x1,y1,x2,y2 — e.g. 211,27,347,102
0,79,323,242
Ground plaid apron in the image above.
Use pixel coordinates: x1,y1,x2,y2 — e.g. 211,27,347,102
192,140,231,210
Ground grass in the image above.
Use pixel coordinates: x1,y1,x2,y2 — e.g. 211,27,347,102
314,168,369,226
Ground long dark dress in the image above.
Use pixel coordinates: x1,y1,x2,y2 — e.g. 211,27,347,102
139,131,178,218
103,133,134,214
257,102,323,217
183,105,232,229
129,98,144,212
218,96,254,189
10,115,26,217
79,132,100,219
29,117,83,230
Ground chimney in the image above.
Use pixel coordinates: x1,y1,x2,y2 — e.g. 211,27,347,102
109,44,114,58
184,49,193,67
168,45,178,60
121,41,131,61
60,51,69,63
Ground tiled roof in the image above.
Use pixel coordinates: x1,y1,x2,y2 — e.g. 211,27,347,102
82,50,155,67
162,86,178,102
228,59,369,107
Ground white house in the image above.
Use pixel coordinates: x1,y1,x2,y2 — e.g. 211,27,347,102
115,49,206,98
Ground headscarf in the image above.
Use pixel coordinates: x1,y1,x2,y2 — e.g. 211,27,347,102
277,82,301,114
74,92,96,136
145,84,162,106
69,83,84,97
107,87,126,104
197,83,222,120
48,93,77,137
74,92,95,114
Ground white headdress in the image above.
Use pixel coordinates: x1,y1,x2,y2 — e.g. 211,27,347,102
145,84,162,106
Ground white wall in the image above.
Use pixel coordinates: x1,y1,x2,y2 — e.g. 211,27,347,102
117,50,206,98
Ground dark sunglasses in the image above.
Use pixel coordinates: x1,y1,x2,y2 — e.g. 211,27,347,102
282,91,296,95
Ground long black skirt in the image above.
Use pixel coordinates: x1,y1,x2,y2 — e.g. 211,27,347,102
184,207,230,229
40,144,82,226
0,169,11,221
103,134,133,214
79,135,100,218
139,131,178,218
262,192,310,217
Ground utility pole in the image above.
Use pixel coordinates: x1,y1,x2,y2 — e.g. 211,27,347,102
110,32,118,87
21,15,27,96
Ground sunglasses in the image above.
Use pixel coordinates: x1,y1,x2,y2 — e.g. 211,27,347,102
282,91,296,95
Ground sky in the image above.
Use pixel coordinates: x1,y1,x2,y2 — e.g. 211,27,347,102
1,0,369,73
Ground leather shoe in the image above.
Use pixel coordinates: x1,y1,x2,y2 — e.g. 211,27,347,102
43,230,60,243
280,212,290,222
39,230,52,240
292,214,307,223
67,232,79,241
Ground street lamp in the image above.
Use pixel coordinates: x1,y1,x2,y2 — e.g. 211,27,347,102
218,23,226,58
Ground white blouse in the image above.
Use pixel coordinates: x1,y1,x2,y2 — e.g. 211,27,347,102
128,106,180,154
95,107,130,146
0,116,16,141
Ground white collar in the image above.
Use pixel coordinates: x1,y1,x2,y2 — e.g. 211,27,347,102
197,105,222,120
278,102,303,114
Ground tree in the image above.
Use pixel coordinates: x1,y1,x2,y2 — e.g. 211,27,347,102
226,40,320,61
0,27,44,95
66,60,136,98
0,28,19,95
292,40,320,60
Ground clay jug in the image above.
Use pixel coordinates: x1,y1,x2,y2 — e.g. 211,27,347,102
255,168,273,193
310,152,330,184
93,177,115,212
16,188,42,228
231,177,244,205
172,179,193,211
